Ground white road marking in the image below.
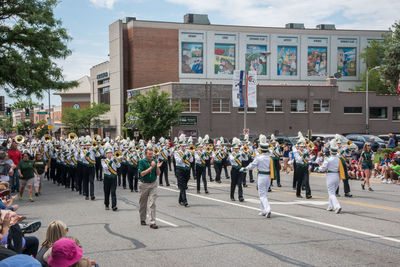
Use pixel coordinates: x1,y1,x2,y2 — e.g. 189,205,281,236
240,199,328,206
156,218,178,227
159,187,400,244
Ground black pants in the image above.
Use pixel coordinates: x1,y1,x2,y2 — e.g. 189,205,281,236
168,156,172,171
230,168,243,199
69,167,77,190
121,164,128,188
159,161,169,185
83,166,95,197
55,162,61,184
76,163,83,193
242,160,253,185
205,159,212,180
272,158,281,185
95,157,103,180
176,168,190,204
173,157,176,177
214,162,222,182
336,177,351,194
50,158,56,181
292,161,297,189
104,177,117,208
128,166,138,191
196,165,207,192
295,164,311,197
63,166,70,188
117,167,122,186
222,158,230,178
191,159,196,179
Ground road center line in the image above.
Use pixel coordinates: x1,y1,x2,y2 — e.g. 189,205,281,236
159,187,400,244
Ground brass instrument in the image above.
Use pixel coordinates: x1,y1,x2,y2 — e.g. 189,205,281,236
92,141,98,149
206,144,214,153
44,134,52,143
14,135,24,144
347,140,353,146
68,132,78,141
243,145,249,153
189,145,196,152
306,139,315,150
93,134,101,142
154,148,159,155
114,150,123,162
100,141,105,147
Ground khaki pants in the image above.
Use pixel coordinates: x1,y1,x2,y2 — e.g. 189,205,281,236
139,181,157,224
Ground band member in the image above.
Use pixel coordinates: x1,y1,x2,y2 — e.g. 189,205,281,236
127,143,139,192
220,138,230,179
319,140,343,214
229,138,245,202
270,135,282,187
212,141,223,183
242,134,273,218
203,135,213,182
174,134,193,207
242,134,254,185
81,137,96,200
68,146,78,191
95,135,104,181
337,137,353,197
158,138,170,186
102,145,120,211
188,136,196,179
292,137,312,199
195,138,208,194
121,141,130,189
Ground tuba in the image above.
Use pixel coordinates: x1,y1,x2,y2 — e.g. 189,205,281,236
68,132,78,141
14,135,25,144
44,134,52,143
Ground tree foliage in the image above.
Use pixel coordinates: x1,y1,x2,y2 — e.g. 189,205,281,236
0,0,77,98
62,103,110,134
125,87,184,140
15,119,33,135
33,119,47,138
11,98,39,109
381,21,400,91
0,115,13,134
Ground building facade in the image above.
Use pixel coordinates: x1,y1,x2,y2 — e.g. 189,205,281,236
128,79,400,139
90,14,388,137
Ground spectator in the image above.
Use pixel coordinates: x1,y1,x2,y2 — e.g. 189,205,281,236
0,152,14,184
359,143,374,191
36,220,68,267
17,152,35,202
387,133,396,149
47,238,82,267
7,143,21,193
370,137,379,152
0,254,41,266
1,224,39,258
282,144,292,173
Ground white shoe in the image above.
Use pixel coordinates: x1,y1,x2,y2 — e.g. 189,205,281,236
335,207,342,214
381,180,387,184
387,180,393,184
327,207,333,211
258,212,267,216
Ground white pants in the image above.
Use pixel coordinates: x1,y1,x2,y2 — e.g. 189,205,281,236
34,173,45,187
326,173,341,210
257,174,271,214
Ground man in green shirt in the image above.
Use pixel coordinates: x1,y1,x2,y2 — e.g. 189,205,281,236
138,148,162,229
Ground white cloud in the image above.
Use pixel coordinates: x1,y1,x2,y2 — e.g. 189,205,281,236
89,0,119,9
166,0,400,30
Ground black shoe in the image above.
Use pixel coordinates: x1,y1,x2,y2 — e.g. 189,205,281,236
217,180,221,184
91,196,95,200
297,195,303,198
85,196,89,200
231,197,235,201
35,193,39,197
112,207,118,211
166,184,170,186
79,191,82,195
20,221,41,234
250,180,255,183
239,198,244,202
368,187,374,191
345,193,353,197
135,189,138,192
306,195,312,199
131,189,134,192
197,190,200,194
123,187,127,189
184,203,190,207
361,184,365,190
105,206,110,210
141,221,146,225
302,186,306,190
210,179,214,182
150,224,158,229
205,190,209,194
268,188,272,192
179,201,185,206
277,184,282,187
243,184,248,188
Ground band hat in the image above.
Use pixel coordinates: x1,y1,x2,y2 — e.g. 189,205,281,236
258,134,268,151
104,147,113,154
330,139,339,153
232,137,241,149
335,134,342,144
270,134,277,142
297,137,306,146
196,137,204,147
215,140,222,148
178,134,186,145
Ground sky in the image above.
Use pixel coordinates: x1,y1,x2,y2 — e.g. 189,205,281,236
2,0,399,107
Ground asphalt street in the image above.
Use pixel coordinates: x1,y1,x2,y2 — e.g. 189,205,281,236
18,167,400,267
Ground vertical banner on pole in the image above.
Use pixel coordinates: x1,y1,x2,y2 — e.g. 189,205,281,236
232,70,244,107
247,71,257,108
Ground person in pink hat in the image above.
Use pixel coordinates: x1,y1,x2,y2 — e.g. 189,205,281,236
48,238,82,267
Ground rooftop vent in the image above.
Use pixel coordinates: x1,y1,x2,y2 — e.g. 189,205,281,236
123,17,136,23
285,23,305,29
184,14,210,25
316,24,336,30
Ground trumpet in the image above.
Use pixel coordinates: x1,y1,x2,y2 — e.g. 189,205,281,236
347,140,353,146
14,135,24,144
189,145,196,152
114,150,123,162
68,132,78,141
154,148,159,155
44,134,52,143
92,141,98,149
243,145,249,153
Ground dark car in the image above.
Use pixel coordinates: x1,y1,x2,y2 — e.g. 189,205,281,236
345,134,386,150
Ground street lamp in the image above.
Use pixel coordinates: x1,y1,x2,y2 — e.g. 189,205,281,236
366,66,380,134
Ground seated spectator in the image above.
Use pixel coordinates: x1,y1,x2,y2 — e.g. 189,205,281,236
0,254,41,266
0,152,13,184
1,224,39,257
47,238,82,267
387,133,396,149
36,220,68,267
348,160,358,179
370,137,379,152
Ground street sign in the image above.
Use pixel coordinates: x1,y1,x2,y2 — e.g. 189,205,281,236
48,125,53,130
37,111,48,114
134,131,139,137
243,128,249,135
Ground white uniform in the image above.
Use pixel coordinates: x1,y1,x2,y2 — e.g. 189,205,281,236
319,154,341,211
246,153,272,215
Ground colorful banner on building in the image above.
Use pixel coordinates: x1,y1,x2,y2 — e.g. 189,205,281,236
247,71,257,108
232,70,244,107
277,46,297,76
181,42,203,74
215,44,235,74
307,47,327,76
246,45,267,75
337,47,357,76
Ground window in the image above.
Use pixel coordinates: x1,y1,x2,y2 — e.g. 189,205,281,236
313,99,330,112
344,107,362,114
369,107,387,119
212,98,230,113
238,107,256,113
266,99,283,112
393,107,400,120
290,100,307,112
99,86,110,105
97,79,109,85
181,98,200,113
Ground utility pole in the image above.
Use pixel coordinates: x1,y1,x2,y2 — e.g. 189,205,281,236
48,89,52,135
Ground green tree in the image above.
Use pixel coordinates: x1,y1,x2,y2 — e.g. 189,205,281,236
0,115,13,133
381,21,400,91
62,103,110,134
15,119,33,135
11,98,39,109
34,119,47,138
0,0,78,98
125,86,184,139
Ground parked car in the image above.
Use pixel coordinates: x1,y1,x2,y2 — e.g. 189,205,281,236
345,134,386,150
310,134,350,144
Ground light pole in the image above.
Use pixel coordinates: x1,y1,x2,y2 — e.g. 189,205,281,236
366,66,380,134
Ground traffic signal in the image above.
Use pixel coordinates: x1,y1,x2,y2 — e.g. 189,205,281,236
25,108,30,116
6,107,11,116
